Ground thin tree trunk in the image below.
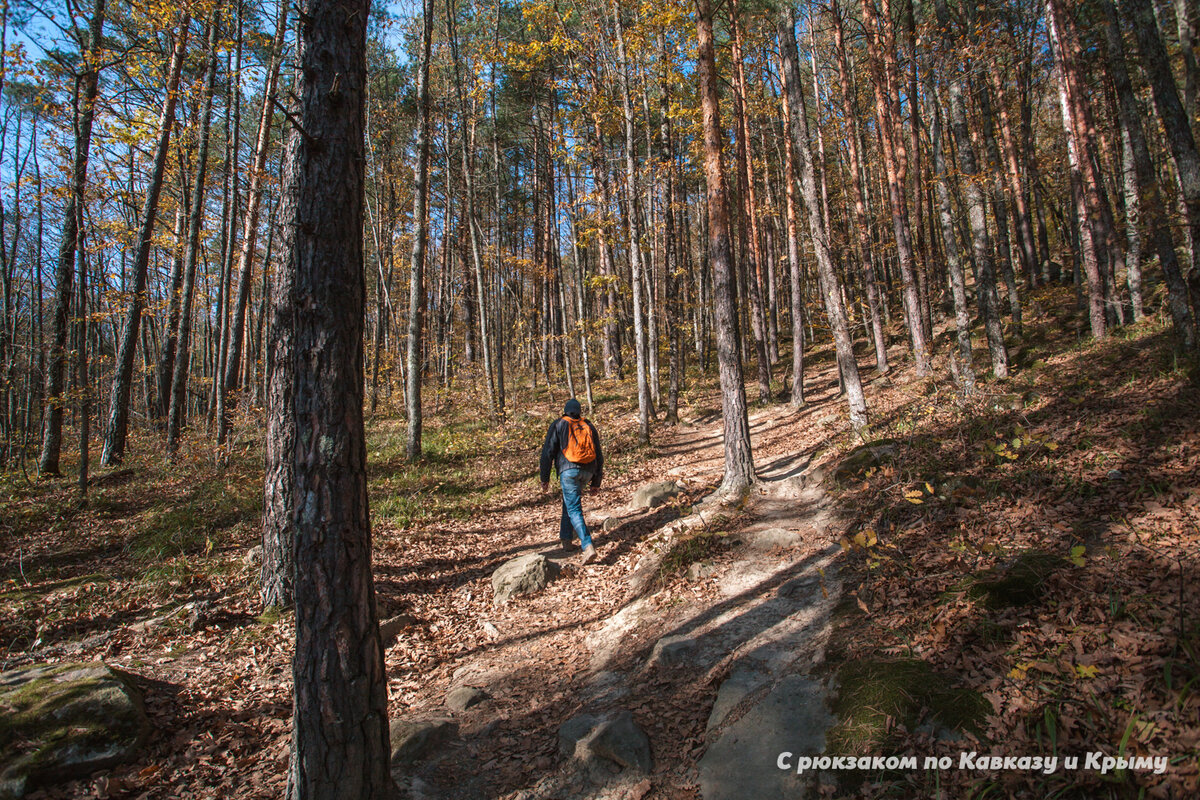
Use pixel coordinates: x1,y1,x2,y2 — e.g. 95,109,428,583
101,15,190,466
612,0,653,443
1104,0,1195,346
779,9,868,433
405,0,432,461
218,0,287,445
39,0,107,476
166,14,221,459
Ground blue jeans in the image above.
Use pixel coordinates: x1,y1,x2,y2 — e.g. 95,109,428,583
559,468,594,551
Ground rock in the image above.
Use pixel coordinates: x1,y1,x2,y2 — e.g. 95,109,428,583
601,516,622,532
480,620,500,638
585,710,652,774
631,481,681,510
832,440,900,486
706,669,766,732
379,614,421,646
389,718,457,766
491,553,561,605
244,545,263,566
648,635,699,668
1106,469,1124,481
745,527,802,552
445,685,489,712
558,713,601,757
687,561,716,581
698,675,833,800
0,662,150,798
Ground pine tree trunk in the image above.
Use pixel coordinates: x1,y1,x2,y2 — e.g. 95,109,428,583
275,0,392,795
696,0,754,497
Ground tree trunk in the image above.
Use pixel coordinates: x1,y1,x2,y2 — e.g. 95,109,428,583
39,0,107,477
272,1,393,797
696,0,754,497
612,0,653,444
1104,0,1195,347
218,0,287,445
779,9,868,433
1122,0,1200,317
405,0,433,461
101,15,190,466
166,14,221,459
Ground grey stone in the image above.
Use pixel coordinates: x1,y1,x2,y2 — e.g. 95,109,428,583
706,669,767,732
745,528,802,551
583,710,652,774
491,553,561,605
698,675,833,800
558,714,601,757
601,516,622,532
0,662,150,799
445,685,489,712
687,561,716,581
389,718,458,766
244,544,263,566
1106,469,1124,481
631,481,682,510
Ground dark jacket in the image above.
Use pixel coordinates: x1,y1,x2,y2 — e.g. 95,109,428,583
540,416,604,487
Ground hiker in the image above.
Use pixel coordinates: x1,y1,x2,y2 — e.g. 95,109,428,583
540,398,604,564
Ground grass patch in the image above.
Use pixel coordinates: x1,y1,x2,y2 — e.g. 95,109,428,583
127,471,262,562
827,658,990,756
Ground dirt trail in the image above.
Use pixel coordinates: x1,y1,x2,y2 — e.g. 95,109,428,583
396,392,852,800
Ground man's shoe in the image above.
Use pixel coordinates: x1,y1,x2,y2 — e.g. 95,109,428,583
580,545,597,565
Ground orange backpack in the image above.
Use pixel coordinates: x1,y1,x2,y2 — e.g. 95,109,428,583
561,416,596,464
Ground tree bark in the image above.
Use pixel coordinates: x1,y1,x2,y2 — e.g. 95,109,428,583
696,0,754,497
272,0,393,797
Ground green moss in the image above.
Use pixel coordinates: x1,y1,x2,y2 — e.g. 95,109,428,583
658,530,729,581
0,663,147,786
826,658,990,757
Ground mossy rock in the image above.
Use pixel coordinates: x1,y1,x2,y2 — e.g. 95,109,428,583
832,439,901,486
966,551,1065,608
826,658,989,758
0,662,150,798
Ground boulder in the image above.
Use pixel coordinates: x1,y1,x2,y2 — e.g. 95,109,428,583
491,553,561,605
560,710,652,774
389,718,457,766
586,711,652,774
0,662,150,799
444,685,489,712
648,635,699,669
631,481,681,510
744,528,802,552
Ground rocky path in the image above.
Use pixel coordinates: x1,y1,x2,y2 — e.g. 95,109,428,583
392,396,853,800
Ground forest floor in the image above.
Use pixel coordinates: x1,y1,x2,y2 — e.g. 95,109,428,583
2,285,1199,799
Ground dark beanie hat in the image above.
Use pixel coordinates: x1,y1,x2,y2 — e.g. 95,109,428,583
564,398,582,418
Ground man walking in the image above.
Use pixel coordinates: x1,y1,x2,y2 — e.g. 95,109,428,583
540,398,603,564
